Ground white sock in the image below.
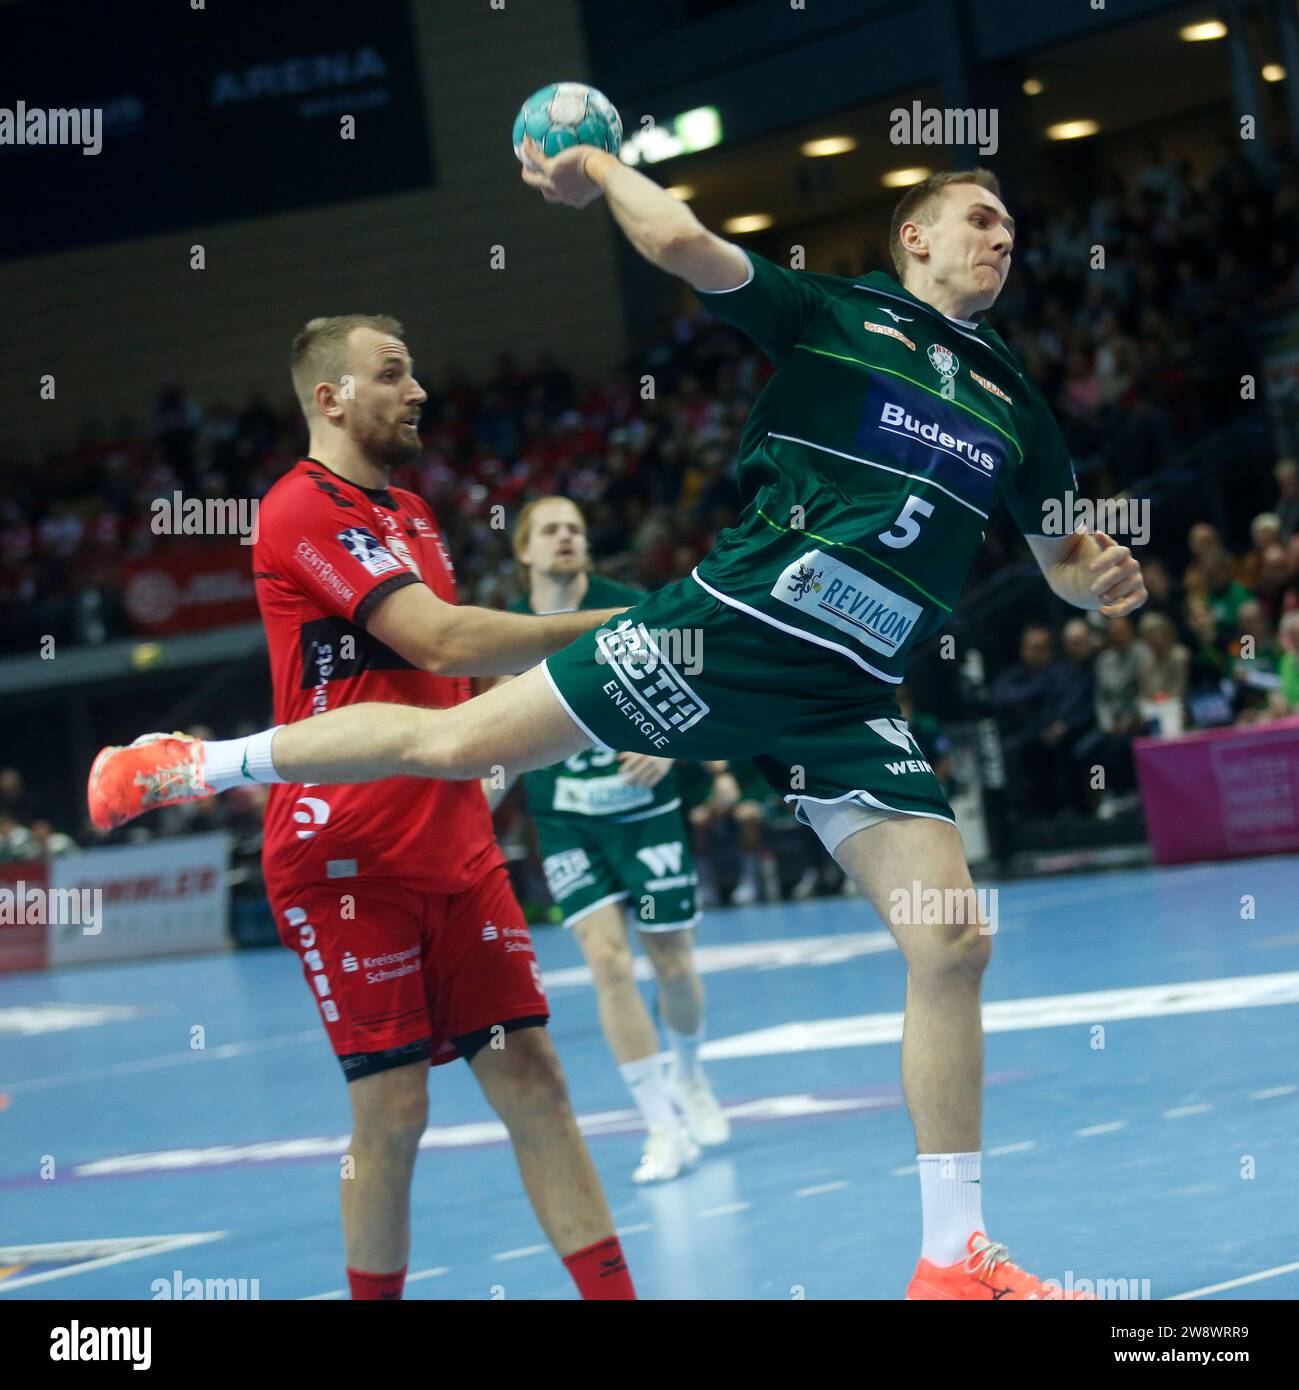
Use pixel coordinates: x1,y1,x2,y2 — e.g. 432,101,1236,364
619,1053,677,1131
917,1151,983,1266
203,728,285,790
665,1024,704,1082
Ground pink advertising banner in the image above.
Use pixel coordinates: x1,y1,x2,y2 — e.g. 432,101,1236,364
1134,718,1299,864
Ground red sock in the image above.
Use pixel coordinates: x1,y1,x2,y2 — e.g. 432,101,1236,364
347,1265,407,1300
563,1236,636,1300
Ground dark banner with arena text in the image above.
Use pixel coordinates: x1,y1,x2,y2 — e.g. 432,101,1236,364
0,0,433,260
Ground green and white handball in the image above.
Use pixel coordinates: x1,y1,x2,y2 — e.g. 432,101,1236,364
512,82,623,166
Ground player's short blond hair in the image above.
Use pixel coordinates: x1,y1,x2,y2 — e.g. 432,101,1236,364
888,169,1002,283
290,314,405,418
512,496,586,564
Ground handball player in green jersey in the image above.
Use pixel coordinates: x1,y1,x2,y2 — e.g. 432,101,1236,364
484,497,732,1183
92,143,1146,1299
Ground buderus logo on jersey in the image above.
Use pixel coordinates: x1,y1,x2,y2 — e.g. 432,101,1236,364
856,380,1008,512
772,550,923,657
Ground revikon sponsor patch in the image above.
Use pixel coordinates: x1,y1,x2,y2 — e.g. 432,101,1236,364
772,551,923,656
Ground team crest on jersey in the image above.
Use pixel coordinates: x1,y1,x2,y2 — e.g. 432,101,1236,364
864,320,915,351
969,370,1012,405
336,526,404,578
927,343,958,380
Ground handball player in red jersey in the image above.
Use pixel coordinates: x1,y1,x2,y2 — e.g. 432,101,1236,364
138,315,635,1300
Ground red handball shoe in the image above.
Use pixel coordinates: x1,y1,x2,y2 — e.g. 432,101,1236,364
906,1232,1097,1300
88,732,214,831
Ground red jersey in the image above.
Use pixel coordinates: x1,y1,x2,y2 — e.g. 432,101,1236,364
252,458,502,892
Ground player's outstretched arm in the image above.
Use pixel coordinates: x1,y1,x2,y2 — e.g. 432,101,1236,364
368,581,626,677
519,135,749,292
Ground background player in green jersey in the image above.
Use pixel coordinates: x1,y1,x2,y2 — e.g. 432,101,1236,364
99,151,1148,1300
483,497,732,1183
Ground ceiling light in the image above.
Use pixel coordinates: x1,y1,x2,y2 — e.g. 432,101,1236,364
1022,78,1045,96
666,184,696,200
723,213,773,234
881,166,932,188
801,136,857,157
1180,20,1227,41
1046,119,1100,141
1263,63,1286,82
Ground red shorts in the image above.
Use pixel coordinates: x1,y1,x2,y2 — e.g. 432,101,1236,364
270,862,549,1077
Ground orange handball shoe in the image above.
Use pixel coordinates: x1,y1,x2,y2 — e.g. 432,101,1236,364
88,732,214,831
906,1232,1097,1300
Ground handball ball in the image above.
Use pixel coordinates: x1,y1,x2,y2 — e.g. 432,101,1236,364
512,82,623,166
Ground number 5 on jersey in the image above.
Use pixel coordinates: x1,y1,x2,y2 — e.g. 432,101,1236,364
878,494,935,550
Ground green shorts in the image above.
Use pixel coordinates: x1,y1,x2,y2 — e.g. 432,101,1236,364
534,805,698,932
542,574,955,834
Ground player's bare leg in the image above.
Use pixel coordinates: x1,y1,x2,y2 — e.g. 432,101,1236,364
89,665,592,828
468,1026,618,1256
572,903,659,1064
640,925,728,1148
638,927,703,1038
571,905,702,1182
278,663,588,783
340,1062,429,1277
833,816,987,1152
833,814,1092,1297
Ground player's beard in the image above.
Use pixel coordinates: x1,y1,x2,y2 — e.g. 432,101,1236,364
362,415,422,469
548,553,588,577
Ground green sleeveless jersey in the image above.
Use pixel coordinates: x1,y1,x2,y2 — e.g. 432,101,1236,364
693,251,1078,682
511,574,684,821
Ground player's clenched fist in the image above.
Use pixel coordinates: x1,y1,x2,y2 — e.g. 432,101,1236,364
518,135,607,208
1089,531,1147,618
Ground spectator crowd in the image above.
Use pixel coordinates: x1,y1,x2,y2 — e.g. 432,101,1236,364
3,139,1299,876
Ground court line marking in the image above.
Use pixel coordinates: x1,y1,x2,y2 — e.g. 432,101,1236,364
0,1232,225,1293
1075,1121,1127,1136
1162,1104,1212,1118
795,1181,850,1198
704,971,1299,1059
986,1141,1035,1156
699,1202,751,1218
1169,1260,1299,1300
1251,1085,1297,1100
615,1223,652,1237
0,1028,322,1096
51,1092,899,1181
492,1245,548,1261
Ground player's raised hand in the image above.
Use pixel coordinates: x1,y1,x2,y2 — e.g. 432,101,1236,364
518,135,606,208
617,751,674,788
1089,531,1147,617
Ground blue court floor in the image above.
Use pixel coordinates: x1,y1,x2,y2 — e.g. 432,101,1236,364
2,856,1296,1300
